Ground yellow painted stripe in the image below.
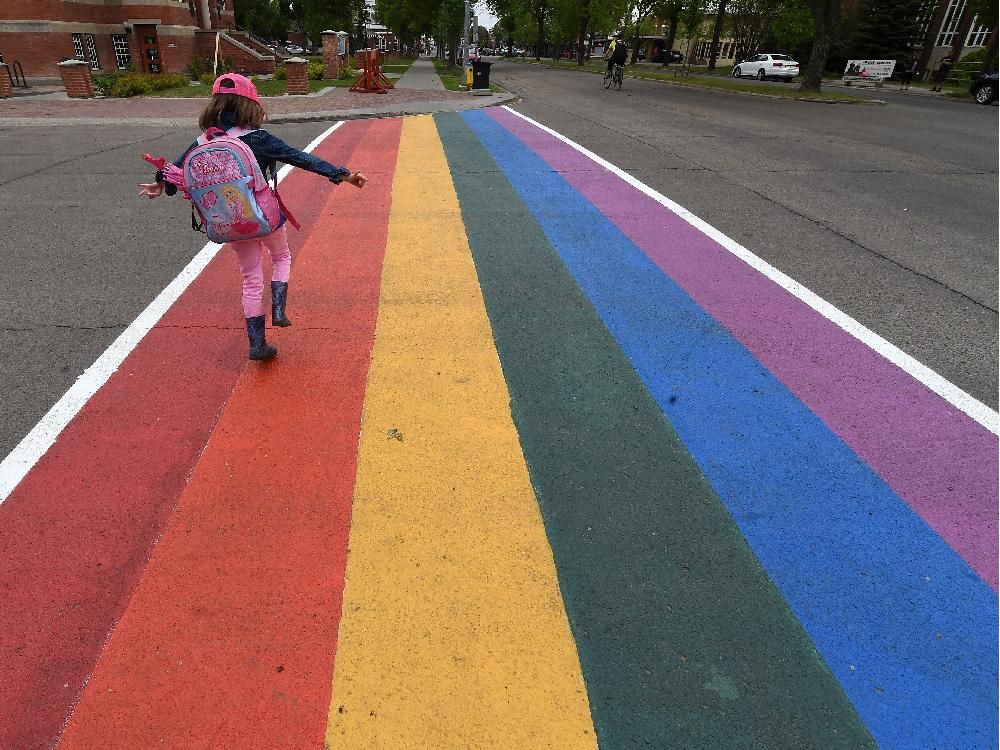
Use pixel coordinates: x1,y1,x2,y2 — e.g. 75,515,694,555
325,116,597,748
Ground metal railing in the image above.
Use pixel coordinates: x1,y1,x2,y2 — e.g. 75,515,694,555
232,25,274,54
4,60,29,88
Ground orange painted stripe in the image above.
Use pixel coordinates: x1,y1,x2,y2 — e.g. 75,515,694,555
56,117,402,749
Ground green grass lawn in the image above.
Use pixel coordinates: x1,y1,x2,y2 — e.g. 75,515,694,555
383,56,416,74
148,78,337,98
432,59,468,91
510,57,866,102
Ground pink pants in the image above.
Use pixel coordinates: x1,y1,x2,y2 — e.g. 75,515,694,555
231,225,291,318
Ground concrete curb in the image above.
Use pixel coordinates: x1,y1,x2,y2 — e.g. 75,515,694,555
0,92,520,127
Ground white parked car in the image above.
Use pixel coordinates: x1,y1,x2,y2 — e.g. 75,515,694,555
286,44,304,55
733,53,799,81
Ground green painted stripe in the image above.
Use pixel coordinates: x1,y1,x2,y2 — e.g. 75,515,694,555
435,112,876,750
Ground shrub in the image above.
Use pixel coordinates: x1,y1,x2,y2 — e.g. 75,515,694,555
92,72,119,96
100,72,187,97
274,65,287,80
307,62,325,79
186,56,236,80
109,75,153,97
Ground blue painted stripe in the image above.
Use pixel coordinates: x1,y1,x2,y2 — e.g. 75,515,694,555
461,109,998,749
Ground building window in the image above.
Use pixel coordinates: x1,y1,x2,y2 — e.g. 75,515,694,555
72,33,85,61
113,34,132,68
84,33,100,69
966,20,990,47
937,0,964,47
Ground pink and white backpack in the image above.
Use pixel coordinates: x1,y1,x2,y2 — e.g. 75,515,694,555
145,127,295,244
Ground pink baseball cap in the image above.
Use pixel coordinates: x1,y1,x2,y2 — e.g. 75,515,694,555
212,73,260,104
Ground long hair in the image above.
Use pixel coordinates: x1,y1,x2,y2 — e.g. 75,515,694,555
198,91,265,131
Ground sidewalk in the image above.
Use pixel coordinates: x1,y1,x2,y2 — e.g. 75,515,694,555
394,57,446,90
0,73,514,126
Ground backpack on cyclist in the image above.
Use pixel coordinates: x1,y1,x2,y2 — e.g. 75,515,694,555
145,127,293,244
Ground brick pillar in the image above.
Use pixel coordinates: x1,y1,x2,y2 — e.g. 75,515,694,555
322,31,340,79
285,57,308,95
58,59,95,98
0,64,12,99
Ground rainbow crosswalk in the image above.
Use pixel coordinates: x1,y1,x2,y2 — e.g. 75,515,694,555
0,113,996,750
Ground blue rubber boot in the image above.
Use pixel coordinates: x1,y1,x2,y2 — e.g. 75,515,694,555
271,281,292,327
246,315,277,360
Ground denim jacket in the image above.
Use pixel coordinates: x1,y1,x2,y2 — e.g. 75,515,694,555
157,112,351,196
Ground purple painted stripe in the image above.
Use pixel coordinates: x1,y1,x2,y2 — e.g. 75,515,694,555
488,107,998,590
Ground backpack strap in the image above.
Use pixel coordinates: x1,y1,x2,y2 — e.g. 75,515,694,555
268,164,300,230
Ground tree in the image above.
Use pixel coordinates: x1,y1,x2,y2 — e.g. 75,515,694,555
849,0,929,61
771,0,813,53
659,0,682,65
707,0,728,69
236,0,286,38
437,0,466,65
800,0,841,91
728,0,781,62
678,0,706,63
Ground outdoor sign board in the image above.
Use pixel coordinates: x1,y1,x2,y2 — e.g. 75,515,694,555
337,33,346,54
843,59,896,85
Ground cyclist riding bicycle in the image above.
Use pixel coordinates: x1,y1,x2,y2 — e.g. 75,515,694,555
605,33,627,74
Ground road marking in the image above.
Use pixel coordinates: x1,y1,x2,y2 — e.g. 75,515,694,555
325,115,596,748
54,118,395,748
501,106,999,435
0,121,345,503
490,106,997,589
472,109,998,749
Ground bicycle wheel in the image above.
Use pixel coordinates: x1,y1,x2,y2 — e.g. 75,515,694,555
614,66,623,90
604,69,613,89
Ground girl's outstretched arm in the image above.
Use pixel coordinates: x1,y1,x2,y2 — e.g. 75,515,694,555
246,130,363,185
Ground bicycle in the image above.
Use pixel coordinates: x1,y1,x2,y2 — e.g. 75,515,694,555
603,63,624,91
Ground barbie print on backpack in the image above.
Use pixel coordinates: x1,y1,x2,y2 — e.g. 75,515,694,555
139,73,367,362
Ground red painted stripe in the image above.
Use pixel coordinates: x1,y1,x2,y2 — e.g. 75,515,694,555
55,117,402,749
0,122,370,750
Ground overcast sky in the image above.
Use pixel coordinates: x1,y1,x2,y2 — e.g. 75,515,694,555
474,2,498,29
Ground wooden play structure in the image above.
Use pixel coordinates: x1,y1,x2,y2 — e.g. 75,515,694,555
349,49,395,94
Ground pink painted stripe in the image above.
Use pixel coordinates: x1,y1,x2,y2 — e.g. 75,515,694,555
488,107,998,590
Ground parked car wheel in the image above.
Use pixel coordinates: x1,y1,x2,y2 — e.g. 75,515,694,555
733,66,742,77
975,83,995,103
757,69,766,80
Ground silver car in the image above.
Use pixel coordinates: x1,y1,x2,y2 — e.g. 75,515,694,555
733,53,800,81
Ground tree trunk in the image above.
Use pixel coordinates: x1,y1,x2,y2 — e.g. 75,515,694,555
577,0,591,66
661,14,679,66
948,1,977,64
448,37,456,67
632,27,641,64
799,0,841,92
918,0,950,74
980,27,998,74
707,0,728,71
535,12,545,60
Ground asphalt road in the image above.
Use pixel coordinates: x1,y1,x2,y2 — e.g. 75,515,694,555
0,122,333,460
0,76,996,462
493,60,999,411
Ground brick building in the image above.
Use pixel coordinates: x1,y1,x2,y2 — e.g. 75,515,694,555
1,0,277,81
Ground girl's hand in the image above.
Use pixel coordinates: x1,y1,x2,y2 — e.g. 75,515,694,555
138,182,163,199
345,172,367,189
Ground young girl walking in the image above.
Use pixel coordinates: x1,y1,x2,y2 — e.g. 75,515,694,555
138,73,366,361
